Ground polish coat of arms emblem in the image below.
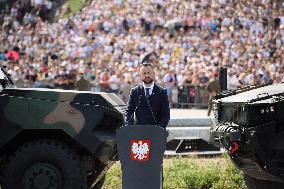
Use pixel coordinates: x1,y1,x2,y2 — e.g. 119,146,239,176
130,140,150,161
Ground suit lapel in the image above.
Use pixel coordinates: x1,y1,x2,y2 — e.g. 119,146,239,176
150,84,159,98
148,84,160,108
138,85,147,102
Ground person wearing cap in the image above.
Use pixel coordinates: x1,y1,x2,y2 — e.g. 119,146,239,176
125,63,170,129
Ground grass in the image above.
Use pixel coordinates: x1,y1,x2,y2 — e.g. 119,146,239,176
61,0,90,18
68,0,88,14
103,154,247,189
0,155,246,189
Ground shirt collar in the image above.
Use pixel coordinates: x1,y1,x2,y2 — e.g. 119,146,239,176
142,82,154,90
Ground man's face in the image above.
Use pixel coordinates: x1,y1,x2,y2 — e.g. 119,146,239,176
140,65,155,84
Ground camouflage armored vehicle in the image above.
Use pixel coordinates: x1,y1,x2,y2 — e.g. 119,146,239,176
0,67,125,189
210,81,284,189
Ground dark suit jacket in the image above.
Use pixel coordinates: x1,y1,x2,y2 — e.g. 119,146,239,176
125,84,170,129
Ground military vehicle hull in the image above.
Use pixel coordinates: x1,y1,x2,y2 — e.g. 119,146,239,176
0,86,125,188
210,82,284,189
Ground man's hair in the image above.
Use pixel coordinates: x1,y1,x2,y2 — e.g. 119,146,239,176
141,51,158,64
140,63,153,69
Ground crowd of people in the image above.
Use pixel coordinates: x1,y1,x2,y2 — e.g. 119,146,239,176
0,0,284,105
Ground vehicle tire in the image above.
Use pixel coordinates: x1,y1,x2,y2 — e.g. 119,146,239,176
1,140,87,189
244,174,284,189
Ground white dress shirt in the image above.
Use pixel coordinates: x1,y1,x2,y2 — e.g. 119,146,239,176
142,82,154,96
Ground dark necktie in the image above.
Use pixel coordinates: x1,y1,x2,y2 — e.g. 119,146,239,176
145,88,150,99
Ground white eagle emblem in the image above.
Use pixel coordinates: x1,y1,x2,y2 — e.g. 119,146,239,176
130,140,150,161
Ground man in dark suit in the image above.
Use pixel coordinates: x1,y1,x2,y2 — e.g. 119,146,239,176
125,63,170,129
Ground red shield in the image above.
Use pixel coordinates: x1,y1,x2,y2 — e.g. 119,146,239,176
130,140,151,161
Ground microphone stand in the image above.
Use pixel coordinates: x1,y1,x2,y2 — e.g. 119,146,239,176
146,96,158,126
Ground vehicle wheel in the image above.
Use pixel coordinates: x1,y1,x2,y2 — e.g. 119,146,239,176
244,174,284,189
1,140,87,189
